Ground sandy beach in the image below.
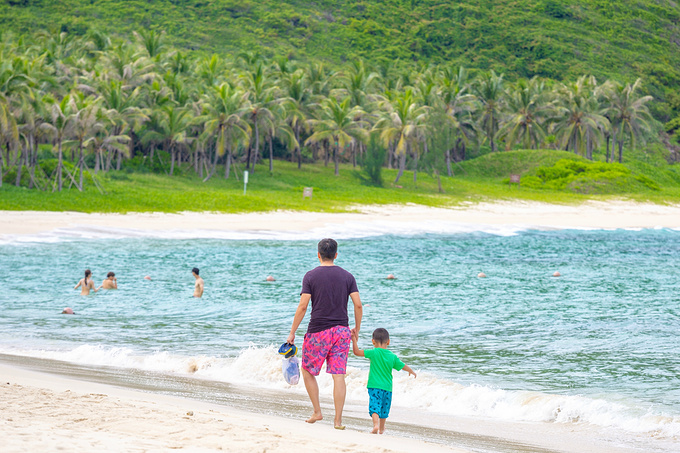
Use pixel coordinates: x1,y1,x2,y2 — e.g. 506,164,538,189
2,201,679,453
0,363,467,453
1,200,680,237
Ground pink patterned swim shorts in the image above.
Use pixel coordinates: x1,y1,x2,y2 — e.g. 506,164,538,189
302,326,351,376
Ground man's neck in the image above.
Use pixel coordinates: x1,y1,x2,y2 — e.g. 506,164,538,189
319,260,335,267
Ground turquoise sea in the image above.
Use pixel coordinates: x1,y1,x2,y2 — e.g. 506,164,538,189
1,225,679,451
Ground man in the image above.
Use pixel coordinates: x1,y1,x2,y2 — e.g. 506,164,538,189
98,272,118,290
287,238,363,429
192,267,204,298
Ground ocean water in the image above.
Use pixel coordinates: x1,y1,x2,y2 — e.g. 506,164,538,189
1,225,679,449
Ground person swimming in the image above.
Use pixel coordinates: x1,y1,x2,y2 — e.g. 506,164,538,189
74,269,97,295
98,271,118,290
192,267,204,298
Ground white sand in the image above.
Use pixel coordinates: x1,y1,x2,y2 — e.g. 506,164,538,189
0,363,466,453
1,200,680,236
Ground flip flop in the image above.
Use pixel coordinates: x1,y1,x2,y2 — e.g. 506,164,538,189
334,425,346,430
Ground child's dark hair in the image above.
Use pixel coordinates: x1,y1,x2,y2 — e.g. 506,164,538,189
107,271,115,278
372,328,390,344
192,267,199,275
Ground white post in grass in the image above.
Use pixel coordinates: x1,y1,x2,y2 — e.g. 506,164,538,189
243,170,249,195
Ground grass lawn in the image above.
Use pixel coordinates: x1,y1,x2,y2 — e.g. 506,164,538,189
1,150,679,213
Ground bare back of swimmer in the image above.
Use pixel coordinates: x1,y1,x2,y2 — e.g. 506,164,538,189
74,269,97,295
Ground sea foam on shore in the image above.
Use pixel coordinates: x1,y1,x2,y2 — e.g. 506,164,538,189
2,344,677,442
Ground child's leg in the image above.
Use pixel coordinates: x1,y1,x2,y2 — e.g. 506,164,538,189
379,418,386,434
371,413,380,434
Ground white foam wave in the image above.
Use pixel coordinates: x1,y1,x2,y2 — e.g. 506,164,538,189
0,221,585,244
2,343,678,440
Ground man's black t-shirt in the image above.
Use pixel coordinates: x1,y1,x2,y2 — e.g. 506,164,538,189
301,265,359,334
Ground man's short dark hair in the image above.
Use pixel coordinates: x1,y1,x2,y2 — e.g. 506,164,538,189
317,238,338,261
372,328,389,344
107,272,115,278
192,267,199,275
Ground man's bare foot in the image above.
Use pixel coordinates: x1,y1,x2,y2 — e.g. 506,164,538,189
305,413,323,424
379,430,385,434
371,426,379,434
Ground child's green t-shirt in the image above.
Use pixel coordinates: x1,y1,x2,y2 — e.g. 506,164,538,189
364,347,405,392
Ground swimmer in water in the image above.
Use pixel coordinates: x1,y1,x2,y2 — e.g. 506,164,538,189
74,269,97,295
97,272,118,290
192,267,204,298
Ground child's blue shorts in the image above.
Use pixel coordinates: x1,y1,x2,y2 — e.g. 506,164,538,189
368,388,392,418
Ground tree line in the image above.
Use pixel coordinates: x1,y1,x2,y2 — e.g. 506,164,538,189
0,30,655,191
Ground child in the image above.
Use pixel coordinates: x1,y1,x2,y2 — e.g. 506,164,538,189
351,328,416,434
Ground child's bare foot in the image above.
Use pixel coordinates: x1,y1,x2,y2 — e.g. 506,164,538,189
306,413,323,424
379,429,385,434
371,426,379,434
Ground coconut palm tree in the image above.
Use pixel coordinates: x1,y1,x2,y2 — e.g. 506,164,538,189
0,95,19,188
68,93,103,189
281,70,312,169
203,82,251,180
306,97,366,176
438,66,477,175
141,105,193,176
242,62,278,171
498,77,554,150
375,88,428,183
553,76,609,159
603,78,654,163
474,70,505,152
42,94,77,191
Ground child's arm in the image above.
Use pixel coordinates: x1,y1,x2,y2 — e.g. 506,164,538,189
402,364,417,378
351,332,365,357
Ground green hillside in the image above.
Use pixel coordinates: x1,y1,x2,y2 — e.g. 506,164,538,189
3,0,680,116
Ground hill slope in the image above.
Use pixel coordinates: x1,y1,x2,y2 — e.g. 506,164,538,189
2,0,680,114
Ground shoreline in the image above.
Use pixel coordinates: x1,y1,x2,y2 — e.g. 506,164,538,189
2,356,664,453
1,200,680,237
0,361,468,453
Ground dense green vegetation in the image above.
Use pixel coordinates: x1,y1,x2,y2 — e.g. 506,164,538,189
2,1,680,117
2,149,679,213
1,2,680,212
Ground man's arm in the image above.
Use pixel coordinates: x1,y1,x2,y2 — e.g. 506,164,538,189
286,293,311,345
349,291,362,338
113,278,118,289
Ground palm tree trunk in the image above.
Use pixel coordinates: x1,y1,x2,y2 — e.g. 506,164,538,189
57,138,63,192
28,136,36,189
324,140,330,167
394,149,407,184
15,145,24,187
116,150,122,170
352,142,356,168
611,130,617,164
618,139,624,163
446,148,452,177
296,126,302,169
0,144,4,188
413,149,418,185
250,120,259,172
170,148,175,176
268,133,273,173
224,146,232,179
435,169,443,193
78,140,84,189
334,145,339,176
387,142,393,169
605,134,611,163
586,133,593,161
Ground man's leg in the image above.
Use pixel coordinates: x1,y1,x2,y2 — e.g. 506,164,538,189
332,373,346,428
302,368,323,423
